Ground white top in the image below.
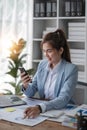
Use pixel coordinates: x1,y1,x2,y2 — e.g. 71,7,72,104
44,62,61,99
40,60,62,112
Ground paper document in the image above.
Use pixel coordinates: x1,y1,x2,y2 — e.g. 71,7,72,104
40,110,64,118
41,104,77,123
22,97,47,106
47,115,66,123
0,97,48,126
65,104,87,117
0,107,47,126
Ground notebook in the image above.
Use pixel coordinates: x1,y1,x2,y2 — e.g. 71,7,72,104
0,95,27,108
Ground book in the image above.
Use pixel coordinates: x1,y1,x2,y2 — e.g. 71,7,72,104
46,2,52,17
39,2,45,17
51,1,57,17
34,2,40,17
64,0,71,16
71,0,77,16
76,0,83,16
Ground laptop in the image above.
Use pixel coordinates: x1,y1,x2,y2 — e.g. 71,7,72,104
0,95,27,108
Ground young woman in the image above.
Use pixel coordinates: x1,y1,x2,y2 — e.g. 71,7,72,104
21,29,78,118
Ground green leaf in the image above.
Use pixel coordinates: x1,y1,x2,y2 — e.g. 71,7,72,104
3,89,13,95
19,54,28,60
6,68,18,78
15,85,23,95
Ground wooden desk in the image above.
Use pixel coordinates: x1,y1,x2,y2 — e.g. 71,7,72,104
0,120,74,130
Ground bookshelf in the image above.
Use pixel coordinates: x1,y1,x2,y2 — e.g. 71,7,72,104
32,0,87,83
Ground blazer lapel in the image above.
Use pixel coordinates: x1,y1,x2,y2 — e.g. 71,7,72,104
39,68,49,98
54,60,65,96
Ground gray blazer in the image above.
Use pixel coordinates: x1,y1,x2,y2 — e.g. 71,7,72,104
22,59,78,111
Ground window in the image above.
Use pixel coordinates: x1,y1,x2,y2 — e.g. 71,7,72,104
0,0,33,93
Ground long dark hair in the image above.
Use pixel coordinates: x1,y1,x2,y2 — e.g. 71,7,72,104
41,29,71,62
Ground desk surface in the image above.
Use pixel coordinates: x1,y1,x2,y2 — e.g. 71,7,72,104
0,120,74,130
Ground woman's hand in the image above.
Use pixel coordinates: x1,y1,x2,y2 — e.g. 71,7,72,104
21,72,32,89
23,106,41,118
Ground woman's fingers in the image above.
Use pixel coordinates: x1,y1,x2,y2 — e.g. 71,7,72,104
23,106,40,118
21,72,32,88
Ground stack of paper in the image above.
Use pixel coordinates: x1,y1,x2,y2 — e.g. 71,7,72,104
62,116,77,129
62,104,87,129
68,22,86,40
70,49,85,65
40,104,77,123
65,104,87,117
70,48,85,81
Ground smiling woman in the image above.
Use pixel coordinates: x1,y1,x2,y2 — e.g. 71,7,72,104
20,29,78,118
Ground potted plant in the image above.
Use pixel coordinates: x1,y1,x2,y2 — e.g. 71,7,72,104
5,38,34,95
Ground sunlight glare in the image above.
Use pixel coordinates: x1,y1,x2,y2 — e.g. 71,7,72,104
0,36,16,58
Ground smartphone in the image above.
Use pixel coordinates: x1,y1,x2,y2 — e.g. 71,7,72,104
19,67,32,82
19,67,28,76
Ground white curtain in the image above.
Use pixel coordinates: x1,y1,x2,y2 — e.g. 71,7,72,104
0,0,33,93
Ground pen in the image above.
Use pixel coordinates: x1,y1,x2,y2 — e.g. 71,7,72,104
23,108,30,119
23,111,28,119
22,114,27,119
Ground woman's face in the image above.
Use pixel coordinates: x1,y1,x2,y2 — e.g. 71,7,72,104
42,42,63,67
